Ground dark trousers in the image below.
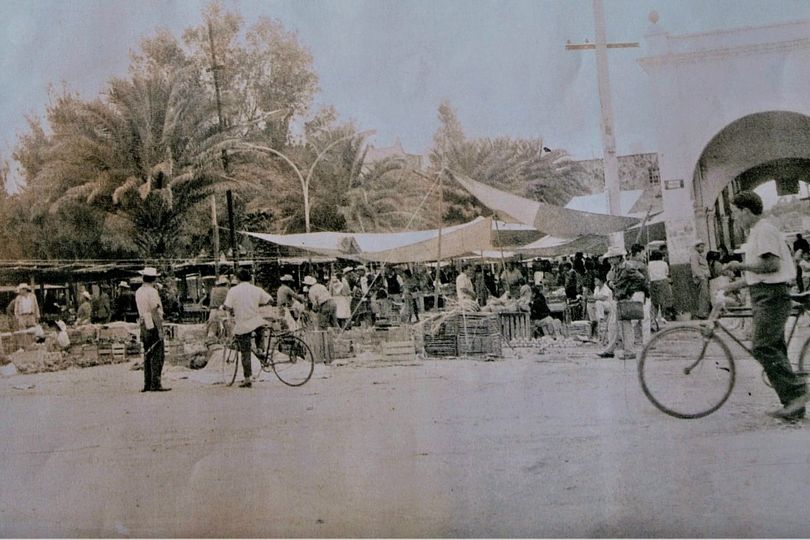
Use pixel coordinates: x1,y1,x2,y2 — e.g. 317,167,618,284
235,328,265,380
142,327,165,390
750,283,806,406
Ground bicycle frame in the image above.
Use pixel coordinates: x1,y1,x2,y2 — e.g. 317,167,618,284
696,302,807,364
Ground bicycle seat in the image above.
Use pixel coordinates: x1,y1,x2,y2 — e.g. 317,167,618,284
790,291,810,308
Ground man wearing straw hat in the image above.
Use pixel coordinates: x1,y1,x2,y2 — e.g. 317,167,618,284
13,283,39,329
136,267,169,392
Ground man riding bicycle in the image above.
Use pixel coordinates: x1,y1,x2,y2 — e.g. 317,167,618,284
719,191,808,421
222,268,274,388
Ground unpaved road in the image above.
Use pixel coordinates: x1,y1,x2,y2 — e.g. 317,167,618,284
0,340,808,537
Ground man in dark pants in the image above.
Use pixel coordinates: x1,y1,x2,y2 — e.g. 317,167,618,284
720,191,807,420
222,268,273,388
135,267,169,392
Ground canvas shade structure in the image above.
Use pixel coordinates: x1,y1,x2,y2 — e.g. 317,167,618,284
243,217,495,264
516,234,609,257
449,170,640,237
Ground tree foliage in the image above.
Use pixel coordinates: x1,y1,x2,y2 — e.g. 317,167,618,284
428,100,589,224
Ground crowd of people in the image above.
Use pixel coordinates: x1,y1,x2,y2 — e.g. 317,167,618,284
2,190,808,415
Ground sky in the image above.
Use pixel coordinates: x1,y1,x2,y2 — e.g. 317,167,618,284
3,0,810,193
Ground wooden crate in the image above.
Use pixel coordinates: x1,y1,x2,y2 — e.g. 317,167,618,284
381,340,415,362
301,330,334,364
457,334,502,356
498,312,531,341
568,320,592,338
424,335,457,357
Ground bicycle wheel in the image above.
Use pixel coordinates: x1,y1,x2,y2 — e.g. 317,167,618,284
221,341,240,386
271,335,314,387
638,324,735,419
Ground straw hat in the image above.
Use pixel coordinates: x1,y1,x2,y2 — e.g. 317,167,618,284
694,239,706,247
303,276,317,286
138,266,160,277
215,275,229,285
118,281,130,289
280,274,294,282
16,283,31,292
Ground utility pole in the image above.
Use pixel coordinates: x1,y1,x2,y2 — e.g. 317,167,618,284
433,171,443,311
206,18,227,273
566,0,638,250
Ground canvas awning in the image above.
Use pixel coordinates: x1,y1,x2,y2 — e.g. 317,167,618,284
516,234,608,257
243,217,494,264
449,170,640,236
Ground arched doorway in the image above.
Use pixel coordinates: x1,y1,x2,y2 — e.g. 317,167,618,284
692,111,810,251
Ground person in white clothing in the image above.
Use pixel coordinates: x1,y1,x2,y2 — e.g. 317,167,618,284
13,283,39,329
455,265,479,311
222,268,273,388
304,275,338,330
590,275,613,345
719,191,807,421
648,250,674,325
135,267,168,392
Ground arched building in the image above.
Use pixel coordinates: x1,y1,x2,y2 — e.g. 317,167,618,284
639,16,810,310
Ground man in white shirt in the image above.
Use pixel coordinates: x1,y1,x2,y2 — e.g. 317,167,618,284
135,267,169,392
455,265,479,311
720,191,807,421
223,268,274,388
13,283,39,329
304,275,337,330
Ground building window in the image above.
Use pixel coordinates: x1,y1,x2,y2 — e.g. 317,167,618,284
648,166,660,184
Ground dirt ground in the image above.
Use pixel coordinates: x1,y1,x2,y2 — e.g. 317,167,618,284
0,336,808,538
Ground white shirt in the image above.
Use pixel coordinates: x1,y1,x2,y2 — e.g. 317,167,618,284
648,260,669,282
135,284,163,330
223,282,273,335
15,294,37,316
743,219,796,285
456,272,476,300
307,283,332,307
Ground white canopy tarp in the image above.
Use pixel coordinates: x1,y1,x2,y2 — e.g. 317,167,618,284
450,170,640,236
516,234,608,257
243,217,494,263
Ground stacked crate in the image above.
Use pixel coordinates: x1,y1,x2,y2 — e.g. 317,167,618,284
424,313,501,357
454,313,501,356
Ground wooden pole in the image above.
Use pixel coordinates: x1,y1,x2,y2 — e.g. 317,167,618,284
433,172,443,311
211,195,220,275
226,190,238,273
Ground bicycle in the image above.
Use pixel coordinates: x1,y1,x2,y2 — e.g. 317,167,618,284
220,323,314,387
638,290,810,419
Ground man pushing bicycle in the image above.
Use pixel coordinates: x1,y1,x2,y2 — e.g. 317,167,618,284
718,191,808,421
222,268,274,388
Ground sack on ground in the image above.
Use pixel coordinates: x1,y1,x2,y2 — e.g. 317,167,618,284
617,299,644,320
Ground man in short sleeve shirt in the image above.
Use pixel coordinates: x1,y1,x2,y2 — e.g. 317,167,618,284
721,191,807,420
223,268,273,388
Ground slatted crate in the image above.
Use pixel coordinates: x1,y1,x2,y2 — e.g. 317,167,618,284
423,334,458,357
381,340,416,362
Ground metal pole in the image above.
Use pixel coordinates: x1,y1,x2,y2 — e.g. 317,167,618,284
593,0,624,251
